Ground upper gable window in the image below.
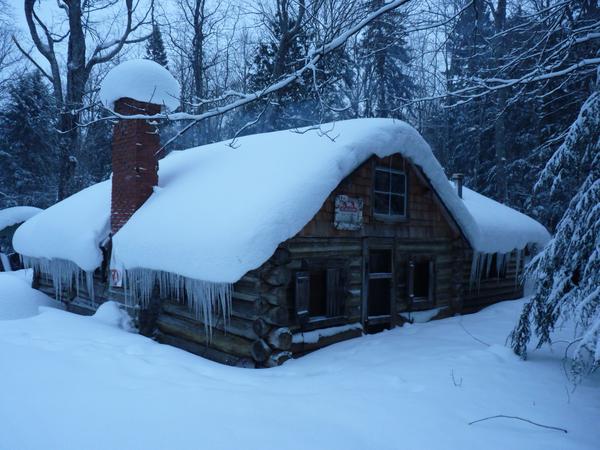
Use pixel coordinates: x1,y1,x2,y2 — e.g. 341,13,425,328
373,166,407,218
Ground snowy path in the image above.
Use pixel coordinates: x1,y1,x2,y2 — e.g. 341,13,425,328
0,271,598,450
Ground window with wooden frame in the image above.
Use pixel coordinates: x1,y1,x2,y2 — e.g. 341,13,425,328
373,166,407,218
295,268,344,321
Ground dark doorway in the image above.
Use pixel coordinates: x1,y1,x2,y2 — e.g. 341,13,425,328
366,248,393,331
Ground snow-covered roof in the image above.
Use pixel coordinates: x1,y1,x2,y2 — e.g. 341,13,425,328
0,207,42,231
99,59,180,111
13,119,550,283
459,186,549,254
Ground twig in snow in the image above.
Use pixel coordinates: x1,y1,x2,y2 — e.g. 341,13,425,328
451,369,463,387
458,317,490,347
468,415,568,434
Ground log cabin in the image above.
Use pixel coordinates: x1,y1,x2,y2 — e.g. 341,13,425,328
12,61,550,368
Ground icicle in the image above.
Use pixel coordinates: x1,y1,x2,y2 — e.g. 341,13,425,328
485,253,494,278
469,251,480,290
476,253,487,291
515,249,523,288
123,268,232,338
21,256,95,302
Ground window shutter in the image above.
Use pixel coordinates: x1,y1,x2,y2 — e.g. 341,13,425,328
428,260,435,304
295,271,310,319
407,259,415,308
326,268,343,316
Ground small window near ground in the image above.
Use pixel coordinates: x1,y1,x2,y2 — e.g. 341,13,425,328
408,258,434,306
374,167,407,218
295,268,344,321
413,261,430,298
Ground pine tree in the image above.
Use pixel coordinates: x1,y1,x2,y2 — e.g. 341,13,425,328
146,23,169,69
511,74,600,381
360,0,413,119
247,16,311,131
0,71,58,208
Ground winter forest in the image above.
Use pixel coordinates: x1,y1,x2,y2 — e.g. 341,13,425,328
0,0,599,438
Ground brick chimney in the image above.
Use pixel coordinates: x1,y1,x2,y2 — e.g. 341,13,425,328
111,97,161,234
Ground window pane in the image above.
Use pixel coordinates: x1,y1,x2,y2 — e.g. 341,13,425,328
391,173,406,194
374,170,389,192
374,192,389,214
390,194,405,216
370,249,392,273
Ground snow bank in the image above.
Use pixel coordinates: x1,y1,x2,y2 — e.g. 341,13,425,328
14,118,550,286
0,206,42,231
0,270,56,319
99,59,180,111
0,294,598,450
90,301,133,331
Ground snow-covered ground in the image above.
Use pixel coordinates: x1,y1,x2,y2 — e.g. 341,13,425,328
0,271,598,450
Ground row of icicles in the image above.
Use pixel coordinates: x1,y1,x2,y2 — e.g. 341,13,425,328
21,256,232,336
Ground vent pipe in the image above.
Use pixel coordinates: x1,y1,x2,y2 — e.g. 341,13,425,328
452,173,464,199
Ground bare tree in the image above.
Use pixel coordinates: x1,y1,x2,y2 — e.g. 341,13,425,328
102,0,414,149
0,0,21,92
14,0,151,200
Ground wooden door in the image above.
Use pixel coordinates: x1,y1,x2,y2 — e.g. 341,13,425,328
365,248,393,330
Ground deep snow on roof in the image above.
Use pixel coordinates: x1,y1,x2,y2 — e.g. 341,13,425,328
459,186,550,254
13,119,550,282
0,207,42,231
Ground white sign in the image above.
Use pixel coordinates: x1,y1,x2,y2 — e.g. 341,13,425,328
110,268,123,287
334,195,363,231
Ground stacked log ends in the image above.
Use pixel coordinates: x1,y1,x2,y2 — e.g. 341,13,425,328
261,287,287,306
261,266,291,287
252,318,270,337
265,305,289,326
267,327,293,351
271,247,291,266
251,339,271,363
265,351,292,368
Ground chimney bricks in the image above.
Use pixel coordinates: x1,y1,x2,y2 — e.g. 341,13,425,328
111,97,161,234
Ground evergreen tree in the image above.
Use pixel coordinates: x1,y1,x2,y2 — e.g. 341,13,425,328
360,0,413,119
247,14,311,131
146,23,169,69
511,75,600,381
0,71,58,208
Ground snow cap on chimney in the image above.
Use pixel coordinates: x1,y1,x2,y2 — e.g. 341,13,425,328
100,59,180,111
